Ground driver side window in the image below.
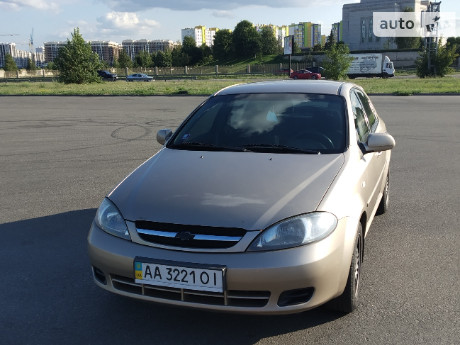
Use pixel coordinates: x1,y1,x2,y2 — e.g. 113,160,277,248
350,90,370,142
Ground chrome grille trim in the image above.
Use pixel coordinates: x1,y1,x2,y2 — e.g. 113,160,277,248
137,228,243,242
133,221,248,249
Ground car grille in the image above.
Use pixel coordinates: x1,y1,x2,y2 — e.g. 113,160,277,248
111,275,270,308
135,221,247,249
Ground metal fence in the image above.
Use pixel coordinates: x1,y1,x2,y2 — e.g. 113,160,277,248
0,63,316,81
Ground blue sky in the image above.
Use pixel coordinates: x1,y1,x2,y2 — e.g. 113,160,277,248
0,0,459,51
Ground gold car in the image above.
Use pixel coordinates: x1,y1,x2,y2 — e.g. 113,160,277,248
88,80,395,314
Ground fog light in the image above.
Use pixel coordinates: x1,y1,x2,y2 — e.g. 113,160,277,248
278,287,314,307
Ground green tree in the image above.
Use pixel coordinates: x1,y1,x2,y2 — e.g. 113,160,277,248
200,44,213,65
134,50,151,68
153,50,172,67
313,44,323,52
182,36,203,65
54,28,102,84
3,54,18,71
117,49,133,69
26,57,38,71
259,26,279,55
213,29,233,61
416,40,458,77
324,30,335,51
446,37,460,54
171,45,189,66
322,42,353,80
232,20,261,59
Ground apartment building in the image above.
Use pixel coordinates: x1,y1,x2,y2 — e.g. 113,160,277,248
289,22,322,49
181,26,218,47
332,21,344,42
122,39,176,60
44,41,66,62
0,42,42,68
90,41,121,66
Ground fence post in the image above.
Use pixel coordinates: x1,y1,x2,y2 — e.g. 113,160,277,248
215,65,219,75
247,64,251,74
155,67,158,76
184,66,188,75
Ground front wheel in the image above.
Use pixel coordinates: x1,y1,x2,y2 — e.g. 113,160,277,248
327,223,363,313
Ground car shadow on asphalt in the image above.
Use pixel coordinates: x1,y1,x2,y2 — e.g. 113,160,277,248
0,209,344,345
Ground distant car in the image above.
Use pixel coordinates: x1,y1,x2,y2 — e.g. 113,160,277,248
88,80,395,315
290,69,321,80
307,66,325,75
126,73,154,82
97,70,117,81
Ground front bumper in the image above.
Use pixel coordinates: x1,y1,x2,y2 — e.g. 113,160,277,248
88,217,357,315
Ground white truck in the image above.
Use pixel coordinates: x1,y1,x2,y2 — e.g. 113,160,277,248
347,53,395,79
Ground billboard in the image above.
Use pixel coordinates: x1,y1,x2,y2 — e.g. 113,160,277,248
284,36,293,55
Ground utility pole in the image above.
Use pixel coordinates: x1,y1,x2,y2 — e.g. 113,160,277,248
425,1,441,76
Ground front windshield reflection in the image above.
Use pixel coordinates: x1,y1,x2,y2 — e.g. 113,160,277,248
169,93,346,154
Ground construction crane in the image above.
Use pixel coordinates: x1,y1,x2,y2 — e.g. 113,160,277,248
29,28,34,54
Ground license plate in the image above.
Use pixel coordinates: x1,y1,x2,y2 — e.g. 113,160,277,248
134,259,225,293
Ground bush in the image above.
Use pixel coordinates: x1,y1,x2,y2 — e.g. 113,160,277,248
416,40,458,78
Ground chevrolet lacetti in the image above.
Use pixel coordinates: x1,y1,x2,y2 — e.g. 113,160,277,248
88,80,395,314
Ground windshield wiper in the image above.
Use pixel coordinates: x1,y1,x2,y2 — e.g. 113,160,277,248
170,141,246,152
243,144,320,154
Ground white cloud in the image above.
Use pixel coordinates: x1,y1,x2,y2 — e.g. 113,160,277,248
212,10,235,19
95,11,160,39
98,0,359,12
0,0,59,11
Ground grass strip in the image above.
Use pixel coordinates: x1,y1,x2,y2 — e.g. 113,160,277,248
0,76,458,96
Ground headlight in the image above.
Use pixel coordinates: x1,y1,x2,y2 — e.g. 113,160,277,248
95,198,130,240
247,212,337,251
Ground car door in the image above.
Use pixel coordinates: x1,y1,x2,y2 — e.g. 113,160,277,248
350,88,384,220
354,88,387,213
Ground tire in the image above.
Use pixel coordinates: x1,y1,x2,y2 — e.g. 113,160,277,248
376,173,390,215
327,223,363,313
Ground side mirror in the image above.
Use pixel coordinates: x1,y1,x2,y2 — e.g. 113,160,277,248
157,129,173,145
364,133,395,152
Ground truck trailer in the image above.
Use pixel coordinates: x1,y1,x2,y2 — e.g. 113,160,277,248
347,53,395,79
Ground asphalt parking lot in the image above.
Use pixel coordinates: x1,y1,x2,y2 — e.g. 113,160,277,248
0,95,458,345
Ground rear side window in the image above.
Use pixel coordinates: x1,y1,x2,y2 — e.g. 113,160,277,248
354,89,379,131
350,90,369,142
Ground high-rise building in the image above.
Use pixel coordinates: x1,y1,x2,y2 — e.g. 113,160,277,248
0,43,17,67
90,41,121,66
122,39,175,60
332,21,344,42
181,26,218,47
288,22,322,49
0,42,37,68
44,41,66,62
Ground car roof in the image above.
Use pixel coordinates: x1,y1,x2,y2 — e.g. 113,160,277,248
215,80,349,96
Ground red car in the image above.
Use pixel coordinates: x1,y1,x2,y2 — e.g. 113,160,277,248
290,69,321,80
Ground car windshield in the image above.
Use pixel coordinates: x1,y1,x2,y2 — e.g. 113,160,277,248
168,93,347,154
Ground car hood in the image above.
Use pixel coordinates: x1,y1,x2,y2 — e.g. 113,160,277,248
108,148,344,230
